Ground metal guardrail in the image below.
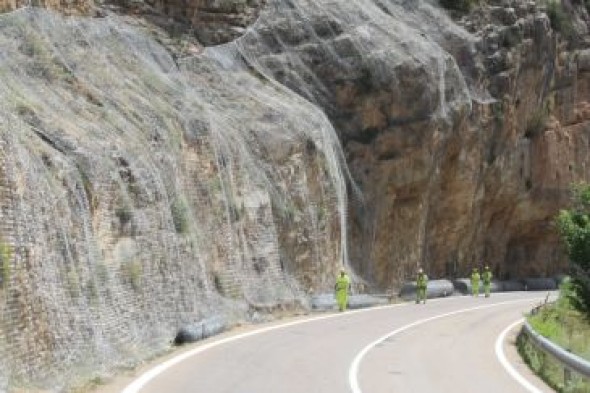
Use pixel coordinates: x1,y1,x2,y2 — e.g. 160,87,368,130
521,321,590,381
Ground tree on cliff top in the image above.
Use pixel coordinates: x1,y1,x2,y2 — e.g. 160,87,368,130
556,183,590,317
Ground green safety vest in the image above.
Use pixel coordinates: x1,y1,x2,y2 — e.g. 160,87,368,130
417,273,428,289
483,270,492,284
335,275,350,291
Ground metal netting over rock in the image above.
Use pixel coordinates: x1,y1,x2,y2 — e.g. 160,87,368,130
0,7,351,390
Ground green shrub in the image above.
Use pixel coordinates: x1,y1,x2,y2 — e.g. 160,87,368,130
0,242,12,288
547,1,575,39
66,269,80,298
525,107,548,138
492,101,504,128
115,205,133,225
171,197,190,234
439,0,477,13
121,260,142,291
556,183,590,316
213,272,241,298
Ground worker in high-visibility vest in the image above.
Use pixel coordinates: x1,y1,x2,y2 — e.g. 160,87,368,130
471,267,481,297
334,269,351,312
482,265,493,298
416,267,428,304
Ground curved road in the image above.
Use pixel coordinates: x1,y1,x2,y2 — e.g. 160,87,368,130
121,292,554,393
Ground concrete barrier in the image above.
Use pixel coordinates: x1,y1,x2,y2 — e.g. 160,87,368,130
501,280,526,291
399,279,454,301
522,277,558,291
310,293,390,311
452,278,503,295
452,278,557,293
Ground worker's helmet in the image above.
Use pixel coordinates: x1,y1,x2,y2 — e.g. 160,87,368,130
418,267,423,273
485,265,489,269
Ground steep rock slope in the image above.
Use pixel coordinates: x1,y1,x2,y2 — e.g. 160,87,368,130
232,0,590,286
0,8,346,390
0,0,588,390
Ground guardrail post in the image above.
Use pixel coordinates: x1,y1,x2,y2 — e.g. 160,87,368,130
564,367,572,389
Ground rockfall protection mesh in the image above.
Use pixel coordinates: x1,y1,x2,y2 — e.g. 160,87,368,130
0,8,349,390
0,0,481,388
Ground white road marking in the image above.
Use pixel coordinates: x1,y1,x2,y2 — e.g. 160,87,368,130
495,318,544,393
348,298,542,393
121,293,541,393
121,302,408,393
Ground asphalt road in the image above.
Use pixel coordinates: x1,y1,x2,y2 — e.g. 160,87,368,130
122,292,555,393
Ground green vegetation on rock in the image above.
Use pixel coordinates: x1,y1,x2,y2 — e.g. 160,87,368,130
121,259,143,291
556,183,590,316
547,1,575,40
115,204,133,225
171,196,190,234
525,106,548,139
0,241,12,289
439,0,478,13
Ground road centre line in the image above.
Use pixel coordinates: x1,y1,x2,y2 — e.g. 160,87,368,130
121,301,411,393
121,292,539,393
495,318,544,393
348,297,544,393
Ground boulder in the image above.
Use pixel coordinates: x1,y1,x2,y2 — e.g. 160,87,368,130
174,316,227,345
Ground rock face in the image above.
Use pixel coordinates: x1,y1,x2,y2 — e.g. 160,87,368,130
151,0,266,44
0,0,588,390
108,0,266,45
0,0,93,14
233,0,590,288
0,0,266,44
0,8,346,390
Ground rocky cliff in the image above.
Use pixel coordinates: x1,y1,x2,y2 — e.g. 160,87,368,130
0,0,588,390
0,7,346,390
233,0,590,287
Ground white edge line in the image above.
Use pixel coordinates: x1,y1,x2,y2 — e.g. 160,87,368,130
122,293,541,393
122,302,410,393
495,318,544,393
348,298,543,393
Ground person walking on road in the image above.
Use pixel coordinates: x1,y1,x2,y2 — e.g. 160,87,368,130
482,265,493,298
471,267,481,297
334,269,351,312
416,267,428,304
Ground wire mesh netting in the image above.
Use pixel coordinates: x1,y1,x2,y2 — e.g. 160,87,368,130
0,0,484,388
0,7,351,390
